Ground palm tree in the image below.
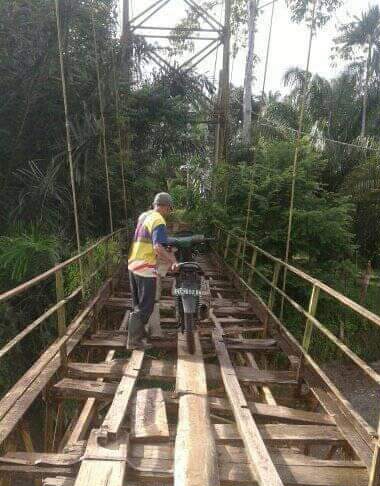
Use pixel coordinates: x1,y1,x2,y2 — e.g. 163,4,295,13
334,5,380,137
283,67,333,129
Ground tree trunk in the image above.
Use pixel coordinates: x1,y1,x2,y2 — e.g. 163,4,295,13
361,40,372,138
243,0,259,145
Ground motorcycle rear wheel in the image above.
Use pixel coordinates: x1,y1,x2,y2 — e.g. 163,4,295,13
184,313,195,354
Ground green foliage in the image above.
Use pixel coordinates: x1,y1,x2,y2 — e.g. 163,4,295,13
192,140,356,273
286,0,343,26
251,140,356,267
0,224,60,286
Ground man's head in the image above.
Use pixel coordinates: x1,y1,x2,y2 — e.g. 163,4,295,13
153,192,173,216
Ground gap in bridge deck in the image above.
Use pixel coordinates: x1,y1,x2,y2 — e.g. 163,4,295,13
0,254,371,486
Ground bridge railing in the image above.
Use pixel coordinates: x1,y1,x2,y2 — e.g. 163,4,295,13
0,228,126,370
214,225,380,438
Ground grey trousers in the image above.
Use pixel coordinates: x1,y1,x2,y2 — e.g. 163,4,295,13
128,272,156,341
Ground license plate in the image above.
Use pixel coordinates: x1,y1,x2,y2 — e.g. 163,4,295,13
174,288,201,296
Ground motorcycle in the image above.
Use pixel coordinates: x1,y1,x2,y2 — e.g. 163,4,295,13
166,234,211,354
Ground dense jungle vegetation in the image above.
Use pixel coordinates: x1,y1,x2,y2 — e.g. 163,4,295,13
1,0,380,390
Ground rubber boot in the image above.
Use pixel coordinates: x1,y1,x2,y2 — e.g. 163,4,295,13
127,312,151,350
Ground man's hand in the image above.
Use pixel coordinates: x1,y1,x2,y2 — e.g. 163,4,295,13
171,262,180,273
154,244,177,265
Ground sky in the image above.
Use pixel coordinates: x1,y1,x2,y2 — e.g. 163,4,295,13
121,0,379,95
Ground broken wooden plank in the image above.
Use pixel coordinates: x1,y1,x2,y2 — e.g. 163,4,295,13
212,323,284,486
4,454,368,486
55,377,333,426
68,360,296,387
54,378,117,401
131,388,169,442
1,451,81,467
73,429,127,486
127,447,368,486
66,310,130,447
174,331,219,486
99,351,145,444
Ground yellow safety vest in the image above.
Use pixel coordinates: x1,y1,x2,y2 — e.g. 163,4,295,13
128,210,166,277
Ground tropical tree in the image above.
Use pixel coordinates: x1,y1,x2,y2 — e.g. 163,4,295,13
334,5,380,137
283,68,333,127
286,0,342,26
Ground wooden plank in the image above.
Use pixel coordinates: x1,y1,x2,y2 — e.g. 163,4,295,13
73,429,127,486
214,326,266,336
99,351,145,444
131,443,364,468
0,321,88,447
54,378,117,400
310,385,373,469
1,451,81,466
226,255,375,462
81,337,177,350
66,310,130,447
81,337,126,348
126,446,368,486
56,377,333,426
0,279,112,447
231,367,297,385
68,360,296,386
68,359,176,382
17,460,370,486
43,480,74,486
43,480,159,486
130,422,343,445
225,337,278,350
167,391,334,425
213,307,256,317
174,332,219,486
0,464,73,477
212,324,284,486
218,317,261,325
212,308,277,406
135,422,343,446
209,394,333,425
131,388,169,442
213,423,344,445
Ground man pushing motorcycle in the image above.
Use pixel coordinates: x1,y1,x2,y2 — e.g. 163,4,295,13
127,192,178,350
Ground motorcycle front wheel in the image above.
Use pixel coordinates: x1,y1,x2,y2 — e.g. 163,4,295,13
184,313,195,354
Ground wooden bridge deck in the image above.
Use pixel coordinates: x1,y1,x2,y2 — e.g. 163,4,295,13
0,253,375,486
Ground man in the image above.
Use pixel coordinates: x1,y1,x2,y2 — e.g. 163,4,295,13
127,192,178,349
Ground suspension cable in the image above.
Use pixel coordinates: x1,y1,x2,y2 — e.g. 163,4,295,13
91,4,114,233
112,47,128,228
280,0,318,319
260,0,276,101
54,0,85,292
242,0,276,266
